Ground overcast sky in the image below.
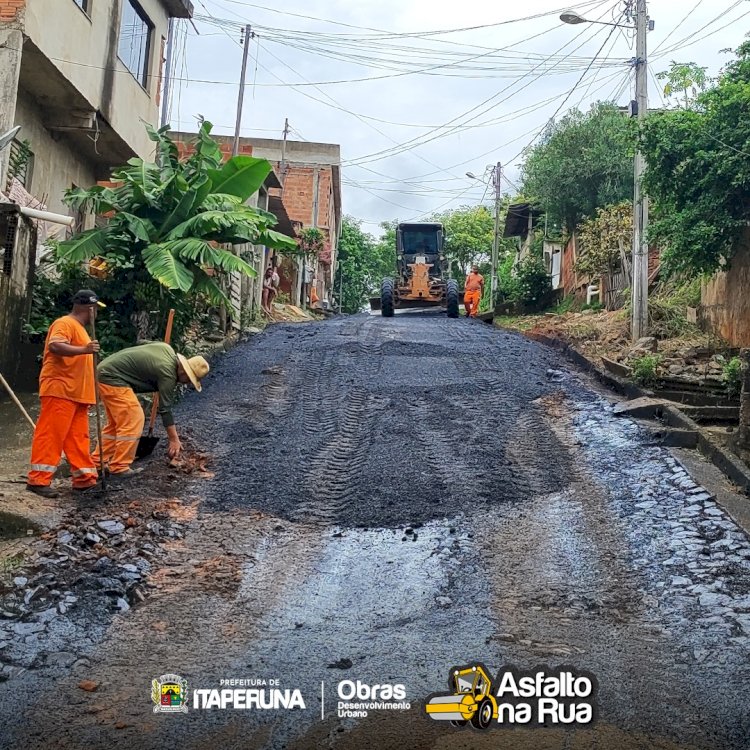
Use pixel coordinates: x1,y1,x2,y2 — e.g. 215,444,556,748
169,0,750,234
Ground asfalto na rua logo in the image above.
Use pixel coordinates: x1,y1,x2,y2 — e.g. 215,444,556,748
425,663,598,730
152,673,189,714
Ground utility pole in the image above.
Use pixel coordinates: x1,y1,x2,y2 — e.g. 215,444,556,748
631,0,649,340
160,18,174,129
491,162,502,308
338,261,343,314
280,117,289,178
232,24,253,157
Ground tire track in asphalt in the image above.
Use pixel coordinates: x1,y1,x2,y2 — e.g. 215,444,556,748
293,390,386,524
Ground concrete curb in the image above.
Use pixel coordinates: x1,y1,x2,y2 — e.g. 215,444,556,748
524,331,750,495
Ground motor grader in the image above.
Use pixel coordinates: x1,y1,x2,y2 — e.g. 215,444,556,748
370,222,460,317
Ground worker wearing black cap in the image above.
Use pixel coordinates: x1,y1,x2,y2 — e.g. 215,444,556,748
27,290,105,498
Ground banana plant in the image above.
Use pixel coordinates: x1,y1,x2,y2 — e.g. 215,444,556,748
57,121,296,305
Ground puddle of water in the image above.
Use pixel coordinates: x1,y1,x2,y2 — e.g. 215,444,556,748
0,393,38,480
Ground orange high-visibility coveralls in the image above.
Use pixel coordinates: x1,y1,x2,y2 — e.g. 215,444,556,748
28,317,98,489
92,383,145,474
464,271,484,317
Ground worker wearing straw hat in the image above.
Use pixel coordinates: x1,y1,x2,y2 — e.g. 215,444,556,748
93,342,209,475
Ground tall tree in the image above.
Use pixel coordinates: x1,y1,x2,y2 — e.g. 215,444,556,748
521,102,634,231
641,42,750,276
657,61,708,109
430,205,495,272
336,217,393,313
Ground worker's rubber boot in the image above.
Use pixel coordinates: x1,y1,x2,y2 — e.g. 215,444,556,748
72,482,102,494
26,484,61,499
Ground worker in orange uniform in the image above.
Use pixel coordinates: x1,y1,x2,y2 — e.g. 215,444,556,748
464,265,484,318
26,290,105,498
93,342,210,475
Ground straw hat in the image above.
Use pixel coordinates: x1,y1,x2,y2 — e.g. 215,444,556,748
177,354,210,392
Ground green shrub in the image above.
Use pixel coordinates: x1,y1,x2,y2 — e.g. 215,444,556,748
515,255,553,311
631,354,661,385
723,357,743,397
553,295,575,314
646,278,702,338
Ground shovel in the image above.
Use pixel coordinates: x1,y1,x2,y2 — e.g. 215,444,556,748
135,308,175,460
90,311,107,492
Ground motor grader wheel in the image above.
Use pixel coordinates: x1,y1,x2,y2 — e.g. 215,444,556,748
381,278,395,317
446,279,459,318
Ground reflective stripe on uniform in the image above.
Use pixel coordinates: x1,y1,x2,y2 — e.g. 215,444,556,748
72,467,98,476
31,463,58,473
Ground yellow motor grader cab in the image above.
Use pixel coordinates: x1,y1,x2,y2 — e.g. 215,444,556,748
425,664,497,729
370,222,460,317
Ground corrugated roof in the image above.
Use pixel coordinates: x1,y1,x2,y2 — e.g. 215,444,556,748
503,203,543,238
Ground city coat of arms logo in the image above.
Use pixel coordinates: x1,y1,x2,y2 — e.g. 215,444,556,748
152,673,189,714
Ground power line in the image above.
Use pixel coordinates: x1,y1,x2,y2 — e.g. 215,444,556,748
651,0,747,59
207,0,607,41
342,0,622,167
650,0,707,55
501,11,627,170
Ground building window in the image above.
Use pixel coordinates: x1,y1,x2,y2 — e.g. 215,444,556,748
0,210,17,277
6,139,33,192
72,0,91,14
118,0,152,88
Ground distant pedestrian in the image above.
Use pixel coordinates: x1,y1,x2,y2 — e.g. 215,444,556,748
464,265,484,318
261,267,275,316
27,290,105,498
267,265,280,310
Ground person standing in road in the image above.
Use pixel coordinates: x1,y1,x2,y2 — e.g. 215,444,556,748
261,266,274,316
92,342,209,475
464,265,484,318
26,290,105,498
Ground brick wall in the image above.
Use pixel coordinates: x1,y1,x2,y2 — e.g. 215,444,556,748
175,140,253,161
0,0,24,21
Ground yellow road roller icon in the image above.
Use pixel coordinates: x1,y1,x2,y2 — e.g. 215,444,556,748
425,664,497,730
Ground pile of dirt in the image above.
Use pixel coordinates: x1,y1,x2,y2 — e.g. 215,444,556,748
498,309,737,388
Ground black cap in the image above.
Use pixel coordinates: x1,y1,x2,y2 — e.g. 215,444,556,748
72,289,106,308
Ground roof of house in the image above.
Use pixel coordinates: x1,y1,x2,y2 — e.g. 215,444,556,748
268,195,297,238
503,202,543,238
162,0,194,18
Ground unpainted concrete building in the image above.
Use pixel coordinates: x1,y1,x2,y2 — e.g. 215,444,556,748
0,0,192,215
0,0,192,382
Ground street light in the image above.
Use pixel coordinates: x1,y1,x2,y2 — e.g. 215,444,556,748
560,10,625,27
560,11,587,24
466,165,502,307
560,2,650,341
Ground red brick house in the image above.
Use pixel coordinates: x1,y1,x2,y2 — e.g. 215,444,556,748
173,132,341,310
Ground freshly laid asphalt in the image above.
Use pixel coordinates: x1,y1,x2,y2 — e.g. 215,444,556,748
1,312,749,749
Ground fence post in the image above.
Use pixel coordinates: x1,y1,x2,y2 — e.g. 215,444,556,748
740,348,750,447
